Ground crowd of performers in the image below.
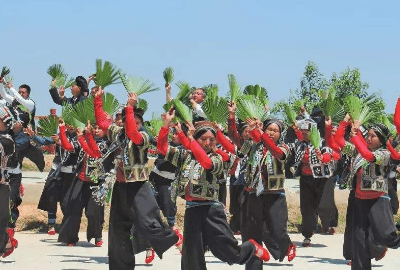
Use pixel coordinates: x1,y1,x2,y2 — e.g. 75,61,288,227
0,70,400,270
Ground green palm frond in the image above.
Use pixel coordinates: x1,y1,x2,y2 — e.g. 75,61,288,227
47,64,65,79
62,102,85,129
64,77,75,89
172,99,192,123
1,66,10,78
2,75,13,87
145,113,164,138
201,85,228,124
228,74,241,102
163,67,174,84
321,88,345,124
283,103,296,125
309,125,321,149
72,97,96,125
236,98,268,122
292,99,305,114
102,92,120,115
344,95,376,125
175,81,192,102
380,114,397,137
243,84,268,106
95,59,121,88
37,116,59,137
137,99,148,113
119,71,159,95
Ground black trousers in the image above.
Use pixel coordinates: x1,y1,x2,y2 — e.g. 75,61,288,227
181,203,255,270
388,177,399,215
343,190,386,261
240,190,250,242
153,176,177,227
299,175,336,238
8,173,22,228
38,171,74,216
218,182,227,205
352,196,400,270
58,177,104,244
108,181,178,270
0,183,10,255
229,175,244,233
245,192,292,269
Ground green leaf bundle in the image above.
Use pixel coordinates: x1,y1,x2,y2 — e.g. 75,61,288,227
72,97,96,125
381,114,397,137
119,71,159,95
47,64,65,79
201,85,228,124
321,88,345,124
236,98,268,122
344,95,376,125
64,77,75,89
62,102,85,129
309,125,321,149
137,99,148,113
175,81,192,102
37,116,59,137
228,74,241,102
1,66,11,78
95,59,121,88
102,92,120,115
243,84,268,106
145,113,164,138
172,99,193,123
283,103,296,125
163,67,174,84
2,75,13,87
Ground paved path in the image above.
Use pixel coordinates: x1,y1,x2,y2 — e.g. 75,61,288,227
1,232,400,270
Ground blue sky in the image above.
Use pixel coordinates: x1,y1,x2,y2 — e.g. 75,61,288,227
1,0,399,117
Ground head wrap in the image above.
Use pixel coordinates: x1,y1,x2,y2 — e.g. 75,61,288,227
0,106,17,130
297,118,317,130
193,121,216,140
371,123,390,146
263,118,285,133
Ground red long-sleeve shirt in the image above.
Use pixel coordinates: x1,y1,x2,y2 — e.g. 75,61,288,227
59,125,74,152
394,97,400,135
216,130,235,154
94,94,112,133
125,106,143,145
250,129,284,160
387,141,400,160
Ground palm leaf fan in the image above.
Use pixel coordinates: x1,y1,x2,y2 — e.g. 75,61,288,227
137,98,148,114
283,103,296,125
243,85,255,95
243,84,268,106
64,77,75,89
228,74,241,102
53,74,68,88
344,96,362,121
202,85,228,124
102,92,120,115
37,116,59,137
172,99,193,123
119,71,159,96
95,59,121,88
145,113,164,138
175,81,192,102
322,88,345,124
2,75,13,87
361,93,386,114
309,125,321,149
381,114,397,137
236,98,268,122
71,97,96,125
62,102,85,129
47,64,65,79
292,99,305,114
163,67,174,85
1,66,10,78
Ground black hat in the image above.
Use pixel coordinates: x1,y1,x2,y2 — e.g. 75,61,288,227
75,76,89,95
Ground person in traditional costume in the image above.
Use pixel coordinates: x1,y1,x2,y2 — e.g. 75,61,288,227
157,109,271,270
94,89,178,270
49,76,88,106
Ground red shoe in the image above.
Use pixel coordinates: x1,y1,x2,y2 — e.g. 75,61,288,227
67,243,75,247
48,226,56,235
20,184,25,197
95,240,103,247
145,248,155,264
249,239,270,262
2,229,18,258
375,247,388,261
173,227,183,254
287,243,296,262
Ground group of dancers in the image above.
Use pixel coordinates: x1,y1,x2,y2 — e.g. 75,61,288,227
0,66,400,270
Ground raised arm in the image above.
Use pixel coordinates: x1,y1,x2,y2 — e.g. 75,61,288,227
94,89,112,132
58,122,74,152
125,93,143,145
394,96,400,135
7,82,35,112
350,130,375,162
0,81,14,104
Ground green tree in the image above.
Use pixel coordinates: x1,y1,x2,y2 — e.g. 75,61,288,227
330,67,369,100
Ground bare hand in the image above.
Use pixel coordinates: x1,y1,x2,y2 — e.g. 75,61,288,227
162,110,176,127
344,113,351,122
77,128,83,137
59,119,65,127
25,125,35,137
127,92,138,107
51,78,57,88
94,86,104,98
59,85,65,98
165,83,171,92
187,122,195,139
6,81,13,89
51,134,59,143
315,149,323,161
246,117,257,131
175,122,182,133
325,116,332,127
228,101,236,114
0,77,3,83
85,120,92,133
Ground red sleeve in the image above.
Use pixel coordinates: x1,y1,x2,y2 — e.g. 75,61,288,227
216,148,230,162
94,94,112,132
321,153,332,164
190,140,213,170
357,130,368,147
125,106,143,145
332,151,341,161
350,132,375,162
86,132,101,157
295,129,304,141
216,130,235,154
260,133,284,160
59,125,74,152
387,141,400,160
78,135,98,158
394,97,400,135
325,125,342,152
177,131,191,150
250,129,262,143
334,121,349,149
157,127,169,156
227,118,242,148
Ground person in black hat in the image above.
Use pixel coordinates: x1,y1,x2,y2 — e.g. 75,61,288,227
49,76,88,106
